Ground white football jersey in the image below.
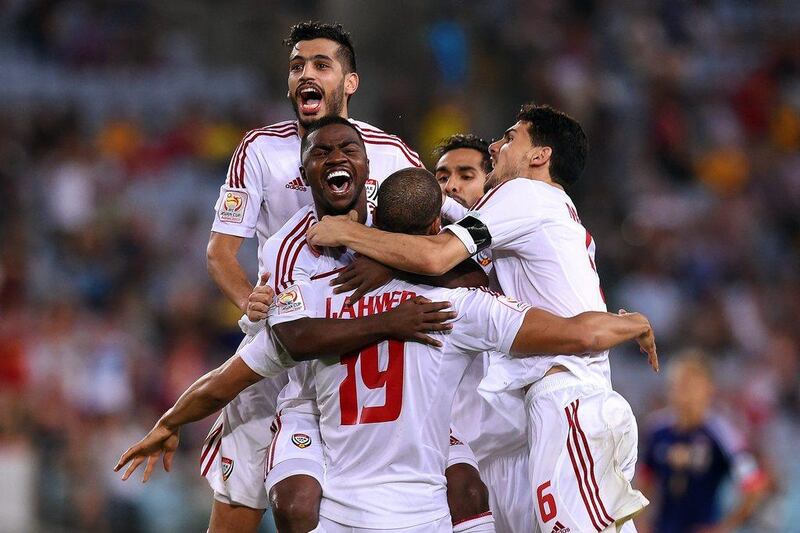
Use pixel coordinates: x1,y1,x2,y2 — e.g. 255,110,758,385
211,119,422,273
445,178,611,391
267,243,529,529
238,204,362,412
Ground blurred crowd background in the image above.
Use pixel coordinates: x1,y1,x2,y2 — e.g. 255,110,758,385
0,1,798,531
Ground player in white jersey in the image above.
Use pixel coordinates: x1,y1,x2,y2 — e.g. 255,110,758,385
307,104,659,532
114,121,453,532
251,118,491,531
260,167,656,532
431,134,533,533
203,21,423,532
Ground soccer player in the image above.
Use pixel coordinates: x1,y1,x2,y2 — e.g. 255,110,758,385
429,133,533,532
307,104,658,532
434,133,492,209
116,119,651,531
204,21,423,531
264,165,655,532
639,351,770,533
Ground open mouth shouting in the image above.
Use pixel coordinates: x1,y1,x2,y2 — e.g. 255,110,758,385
324,167,354,198
298,84,324,116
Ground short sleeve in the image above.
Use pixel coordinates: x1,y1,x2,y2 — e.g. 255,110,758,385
238,327,297,378
276,364,320,416
267,278,321,328
211,133,264,238
446,288,530,355
441,196,469,223
444,179,539,255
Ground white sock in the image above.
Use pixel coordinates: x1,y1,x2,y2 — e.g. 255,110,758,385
453,511,495,532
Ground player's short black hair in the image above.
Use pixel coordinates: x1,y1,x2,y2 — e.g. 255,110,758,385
433,134,492,174
300,116,364,156
517,104,587,187
376,168,442,236
284,21,357,73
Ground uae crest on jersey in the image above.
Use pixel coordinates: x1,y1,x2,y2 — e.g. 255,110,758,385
365,178,378,203
221,457,234,480
292,433,312,449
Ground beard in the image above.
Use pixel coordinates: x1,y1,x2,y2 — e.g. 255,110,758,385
290,82,347,127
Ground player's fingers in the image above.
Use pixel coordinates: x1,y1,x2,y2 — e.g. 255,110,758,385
348,284,372,304
142,454,159,483
413,296,432,304
163,450,175,472
248,302,268,313
421,322,454,332
259,272,271,286
414,333,443,348
348,210,359,221
331,267,357,287
419,301,453,313
115,448,132,471
423,311,458,323
122,455,145,481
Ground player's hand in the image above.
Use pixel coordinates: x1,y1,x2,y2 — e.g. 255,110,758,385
114,423,180,483
619,309,659,373
307,211,360,248
386,296,457,348
247,273,274,322
331,256,394,305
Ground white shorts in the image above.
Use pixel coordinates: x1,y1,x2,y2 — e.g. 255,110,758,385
318,514,452,532
525,372,648,533
479,447,533,533
448,428,479,470
201,333,289,509
264,411,325,494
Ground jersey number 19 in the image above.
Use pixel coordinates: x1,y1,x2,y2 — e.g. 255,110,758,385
339,340,405,425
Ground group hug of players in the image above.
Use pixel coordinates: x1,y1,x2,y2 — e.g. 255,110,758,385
115,21,659,533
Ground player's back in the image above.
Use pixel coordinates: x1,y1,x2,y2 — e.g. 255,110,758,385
464,178,612,389
305,278,528,529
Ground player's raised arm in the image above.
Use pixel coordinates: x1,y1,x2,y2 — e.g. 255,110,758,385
114,355,263,482
511,308,658,371
307,213,471,276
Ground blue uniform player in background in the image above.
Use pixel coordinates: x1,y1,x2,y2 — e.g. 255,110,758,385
638,351,771,533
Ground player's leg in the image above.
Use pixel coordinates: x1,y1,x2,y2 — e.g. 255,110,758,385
270,474,322,532
446,430,495,532
266,411,326,532
209,497,265,533
525,372,649,533
480,448,535,533
201,331,289,532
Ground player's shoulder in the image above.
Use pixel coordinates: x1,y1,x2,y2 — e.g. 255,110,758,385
475,178,574,221
704,412,745,455
242,121,300,149
262,206,317,266
224,121,300,190
350,119,423,167
643,408,678,436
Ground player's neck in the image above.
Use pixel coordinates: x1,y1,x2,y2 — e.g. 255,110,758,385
518,171,564,191
676,409,705,431
314,194,368,224
297,109,350,138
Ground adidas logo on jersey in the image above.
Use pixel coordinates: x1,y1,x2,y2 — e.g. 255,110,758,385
550,521,570,533
285,177,307,191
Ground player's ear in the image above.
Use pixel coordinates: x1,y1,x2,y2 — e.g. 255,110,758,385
344,72,359,97
530,146,552,169
428,216,442,236
299,166,309,186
